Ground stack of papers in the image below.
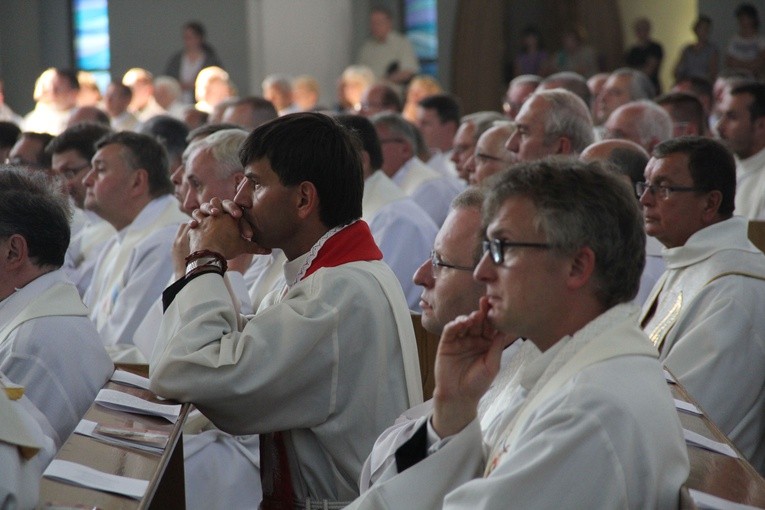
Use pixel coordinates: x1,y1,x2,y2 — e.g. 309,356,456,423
684,429,739,458
95,389,181,423
75,419,168,454
43,459,149,499
111,369,152,390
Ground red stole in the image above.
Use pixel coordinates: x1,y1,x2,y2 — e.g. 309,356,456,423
260,220,381,509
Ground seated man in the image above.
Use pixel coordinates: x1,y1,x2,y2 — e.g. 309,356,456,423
336,114,437,310
0,168,113,447
0,385,56,509
150,113,422,507
371,112,461,226
83,131,187,360
360,186,531,490
48,122,116,295
639,136,765,473
348,159,689,508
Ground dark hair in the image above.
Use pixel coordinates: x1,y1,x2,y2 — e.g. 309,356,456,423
0,122,20,149
368,84,403,112
138,115,190,163
46,123,112,160
230,96,279,128
736,3,760,29
730,81,765,121
55,68,80,91
371,5,393,19
652,136,736,218
15,132,54,168
483,158,645,308
0,166,70,267
656,91,706,135
417,94,461,125
108,81,132,100
96,131,173,197
605,147,649,187
334,114,383,170
184,21,206,39
673,75,713,100
239,112,364,228
696,15,712,28
521,25,545,51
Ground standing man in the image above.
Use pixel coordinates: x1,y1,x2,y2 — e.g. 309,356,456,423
150,113,422,507
357,6,419,85
639,136,765,473
348,159,688,508
716,81,765,219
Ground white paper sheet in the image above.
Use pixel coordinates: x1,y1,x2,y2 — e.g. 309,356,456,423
674,398,703,416
663,369,677,384
95,389,181,423
75,419,165,454
43,459,149,500
110,369,151,390
689,488,763,510
684,429,739,458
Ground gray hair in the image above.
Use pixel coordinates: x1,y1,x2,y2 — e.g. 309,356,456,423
510,74,543,88
536,89,594,153
370,112,416,149
483,158,644,308
631,100,672,148
187,128,249,178
262,74,292,95
611,67,656,100
461,111,507,142
451,186,485,263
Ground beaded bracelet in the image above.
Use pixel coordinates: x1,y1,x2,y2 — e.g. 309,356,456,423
185,249,228,276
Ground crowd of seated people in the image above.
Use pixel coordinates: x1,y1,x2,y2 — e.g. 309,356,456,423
3,4,765,509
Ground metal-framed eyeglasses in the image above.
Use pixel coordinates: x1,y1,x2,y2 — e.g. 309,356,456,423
430,250,475,277
482,238,553,265
634,181,706,200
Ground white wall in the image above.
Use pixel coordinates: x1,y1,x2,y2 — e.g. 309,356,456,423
246,0,353,107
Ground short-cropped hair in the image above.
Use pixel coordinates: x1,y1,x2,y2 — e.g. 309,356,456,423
652,136,736,218
96,131,173,197
47,123,113,160
418,94,461,124
239,112,364,228
0,166,71,267
483,158,645,308
335,114,384,170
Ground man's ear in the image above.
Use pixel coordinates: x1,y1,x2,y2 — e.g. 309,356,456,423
295,181,319,219
557,136,572,155
565,245,596,291
131,168,150,198
701,190,723,223
3,234,28,269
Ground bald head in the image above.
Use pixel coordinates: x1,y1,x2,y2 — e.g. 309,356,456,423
580,139,649,188
604,100,672,153
466,123,516,186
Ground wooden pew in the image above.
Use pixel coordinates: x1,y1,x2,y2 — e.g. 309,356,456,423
748,220,765,254
39,370,189,510
670,371,765,508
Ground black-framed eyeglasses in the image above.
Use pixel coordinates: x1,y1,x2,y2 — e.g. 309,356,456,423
635,181,706,200
430,250,475,276
482,238,552,265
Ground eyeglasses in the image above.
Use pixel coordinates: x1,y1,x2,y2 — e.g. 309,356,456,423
482,238,552,265
474,152,506,164
430,250,475,276
634,181,706,200
59,162,91,180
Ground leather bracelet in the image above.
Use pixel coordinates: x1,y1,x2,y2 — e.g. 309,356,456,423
185,249,228,273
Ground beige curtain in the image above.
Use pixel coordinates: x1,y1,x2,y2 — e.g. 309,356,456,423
451,0,507,114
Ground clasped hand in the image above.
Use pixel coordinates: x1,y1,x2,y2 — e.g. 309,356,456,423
184,197,271,260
